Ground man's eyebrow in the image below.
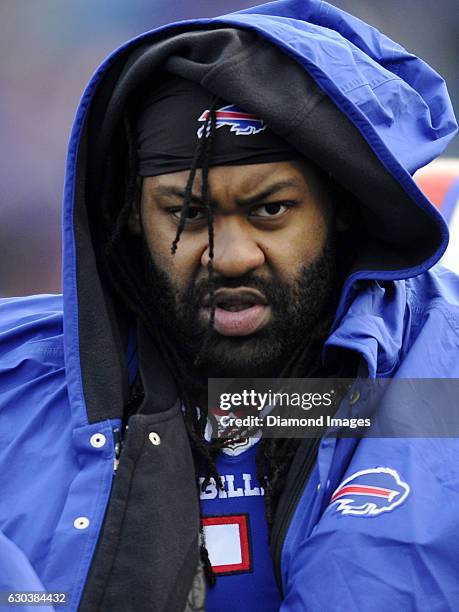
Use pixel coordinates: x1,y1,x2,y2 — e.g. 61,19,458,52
235,180,300,206
153,179,299,206
154,185,204,205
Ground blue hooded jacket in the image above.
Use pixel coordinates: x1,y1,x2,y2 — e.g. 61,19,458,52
1,1,458,610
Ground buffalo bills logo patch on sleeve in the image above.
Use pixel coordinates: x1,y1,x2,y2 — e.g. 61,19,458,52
197,105,266,137
328,467,410,517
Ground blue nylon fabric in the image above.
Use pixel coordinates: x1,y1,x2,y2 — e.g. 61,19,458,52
0,297,121,609
0,531,52,612
1,1,458,610
281,267,459,610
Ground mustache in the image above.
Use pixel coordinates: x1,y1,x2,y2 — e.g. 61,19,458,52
186,273,279,305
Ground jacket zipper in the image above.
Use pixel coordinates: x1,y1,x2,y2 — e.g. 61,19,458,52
112,385,142,474
271,438,320,596
271,379,355,594
113,427,122,473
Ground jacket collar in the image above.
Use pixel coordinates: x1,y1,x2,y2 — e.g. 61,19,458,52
324,280,407,377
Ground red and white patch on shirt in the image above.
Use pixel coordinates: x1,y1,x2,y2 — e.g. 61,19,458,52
202,514,252,575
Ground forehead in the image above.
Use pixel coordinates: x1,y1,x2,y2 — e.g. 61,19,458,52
142,160,322,202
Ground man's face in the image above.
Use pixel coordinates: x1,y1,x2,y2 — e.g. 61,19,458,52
131,161,337,377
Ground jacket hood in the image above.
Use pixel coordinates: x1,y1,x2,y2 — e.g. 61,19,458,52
61,0,457,426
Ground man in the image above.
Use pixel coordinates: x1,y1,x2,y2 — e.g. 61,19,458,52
1,1,458,611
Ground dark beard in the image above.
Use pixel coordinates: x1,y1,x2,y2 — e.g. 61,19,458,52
142,235,336,378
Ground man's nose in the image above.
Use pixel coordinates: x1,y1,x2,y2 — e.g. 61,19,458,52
201,219,265,277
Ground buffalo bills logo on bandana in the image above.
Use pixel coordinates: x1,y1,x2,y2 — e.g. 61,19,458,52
328,467,410,517
197,105,267,137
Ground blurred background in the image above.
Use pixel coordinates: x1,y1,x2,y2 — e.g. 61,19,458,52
1,0,458,296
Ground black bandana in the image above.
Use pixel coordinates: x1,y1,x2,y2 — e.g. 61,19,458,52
135,75,299,177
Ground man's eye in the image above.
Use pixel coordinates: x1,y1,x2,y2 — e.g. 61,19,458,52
250,202,292,218
170,206,206,221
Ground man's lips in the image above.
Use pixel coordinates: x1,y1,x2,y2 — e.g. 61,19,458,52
201,288,271,336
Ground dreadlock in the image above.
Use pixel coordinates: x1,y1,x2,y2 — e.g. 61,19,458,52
102,100,352,588
170,101,219,371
